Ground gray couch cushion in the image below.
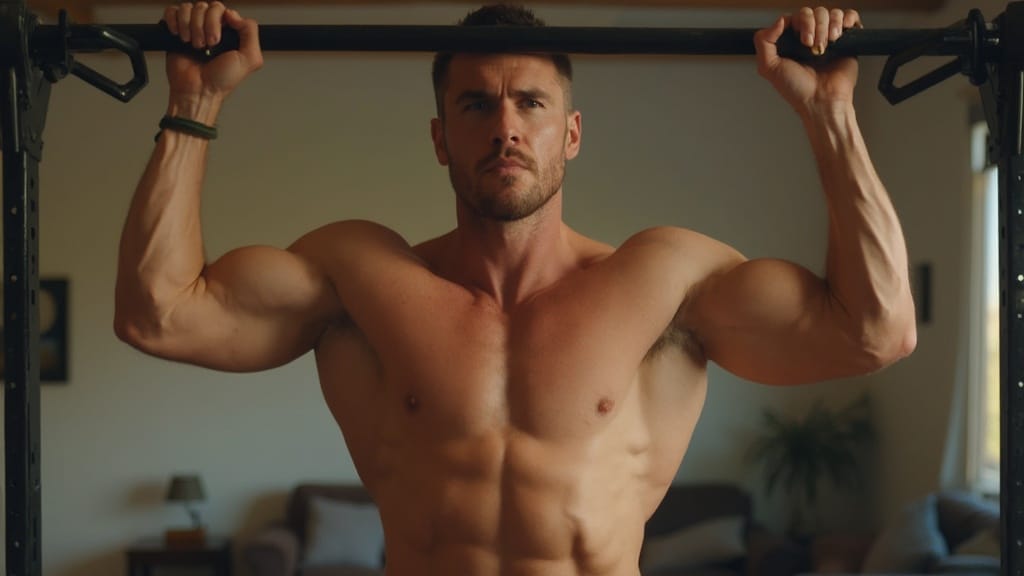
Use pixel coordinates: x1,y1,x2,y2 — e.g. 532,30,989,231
861,494,948,574
936,490,998,551
288,485,376,544
303,496,384,569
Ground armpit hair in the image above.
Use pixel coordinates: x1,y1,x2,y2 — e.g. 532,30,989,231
644,322,706,364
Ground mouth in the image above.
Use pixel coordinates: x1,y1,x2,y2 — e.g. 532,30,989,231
486,162,526,173
481,157,531,175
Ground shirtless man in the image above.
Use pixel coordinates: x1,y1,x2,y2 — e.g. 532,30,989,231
115,3,916,575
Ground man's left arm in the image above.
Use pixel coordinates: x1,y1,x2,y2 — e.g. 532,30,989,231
681,7,917,385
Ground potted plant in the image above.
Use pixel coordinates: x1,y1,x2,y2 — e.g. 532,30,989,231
745,392,876,538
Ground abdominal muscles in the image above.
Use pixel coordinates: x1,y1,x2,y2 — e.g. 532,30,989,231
370,427,651,576
318,321,704,576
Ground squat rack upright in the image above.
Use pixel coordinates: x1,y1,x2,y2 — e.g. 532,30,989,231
1,2,1022,575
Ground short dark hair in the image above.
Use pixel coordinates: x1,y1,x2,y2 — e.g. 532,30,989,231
431,4,574,117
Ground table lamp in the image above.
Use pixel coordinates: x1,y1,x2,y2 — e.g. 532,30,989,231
164,474,207,546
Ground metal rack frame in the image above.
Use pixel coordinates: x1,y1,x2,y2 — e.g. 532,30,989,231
2,3,1019,574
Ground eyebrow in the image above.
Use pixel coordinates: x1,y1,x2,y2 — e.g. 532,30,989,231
454,88,553,105
454,90,491,106
513,88,552,102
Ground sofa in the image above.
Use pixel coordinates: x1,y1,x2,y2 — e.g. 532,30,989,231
640,483,800,576
241,482,798,576
242,484,382,576
796,489,999,575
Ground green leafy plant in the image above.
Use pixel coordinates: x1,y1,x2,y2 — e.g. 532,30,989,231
745,393,876,537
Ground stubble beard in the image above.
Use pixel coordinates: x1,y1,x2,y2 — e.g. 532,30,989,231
450,150,566,223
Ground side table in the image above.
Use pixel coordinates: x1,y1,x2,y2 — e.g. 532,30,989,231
810,532,875,573
126,536,232,576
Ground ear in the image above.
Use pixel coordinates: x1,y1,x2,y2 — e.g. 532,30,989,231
564,110,582,161
430,117,449,166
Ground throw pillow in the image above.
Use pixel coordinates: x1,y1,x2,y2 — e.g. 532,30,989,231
936,490,998,550
639,515,746,574
861,494,948,574
303,496,385,569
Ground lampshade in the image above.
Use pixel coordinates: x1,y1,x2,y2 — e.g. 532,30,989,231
165,475,206,503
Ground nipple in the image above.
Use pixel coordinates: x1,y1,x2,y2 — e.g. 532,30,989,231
405,394,420,413
597,398,614,415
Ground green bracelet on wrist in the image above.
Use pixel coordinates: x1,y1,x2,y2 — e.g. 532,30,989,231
155,115,218,142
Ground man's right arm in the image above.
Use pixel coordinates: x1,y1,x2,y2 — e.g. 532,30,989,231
115,3,341,371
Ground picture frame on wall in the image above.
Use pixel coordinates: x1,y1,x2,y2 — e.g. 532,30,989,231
0,277,69,383
40,278,69,382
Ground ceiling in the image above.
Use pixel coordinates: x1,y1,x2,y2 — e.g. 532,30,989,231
27,0,945,24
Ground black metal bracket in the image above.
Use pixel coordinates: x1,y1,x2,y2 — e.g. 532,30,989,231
879,8,995,104
63,15,148,102
32,10,148,103
1,1,48,157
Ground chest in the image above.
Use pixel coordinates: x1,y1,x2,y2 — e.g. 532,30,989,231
320,293,698,444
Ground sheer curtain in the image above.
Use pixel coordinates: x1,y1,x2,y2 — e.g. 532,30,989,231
941,121,999,495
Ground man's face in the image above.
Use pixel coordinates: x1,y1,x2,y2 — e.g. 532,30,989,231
431,54,582,222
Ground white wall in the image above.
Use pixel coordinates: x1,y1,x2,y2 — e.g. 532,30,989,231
856,0,1010,525
0,1,993,574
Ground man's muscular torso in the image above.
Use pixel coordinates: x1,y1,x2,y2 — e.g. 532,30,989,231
309,220,714,576
111,8,913,576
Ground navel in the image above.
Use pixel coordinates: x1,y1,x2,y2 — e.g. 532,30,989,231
597,397,615,415
406,394,421,413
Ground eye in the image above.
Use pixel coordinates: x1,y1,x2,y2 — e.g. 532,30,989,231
463,100,490,112
522,99,544,109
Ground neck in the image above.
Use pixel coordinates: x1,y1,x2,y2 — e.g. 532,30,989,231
446,192,576,310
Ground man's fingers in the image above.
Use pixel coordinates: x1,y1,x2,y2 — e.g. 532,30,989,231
163,5,180,36
789,7,860,55
830,9,844,41
176,2,192,43
813,6,829,54
205,1,227,46
795,7,814,47
190,1,208,49
845,9,863,29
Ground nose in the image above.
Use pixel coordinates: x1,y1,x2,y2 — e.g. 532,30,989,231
491,101,521,147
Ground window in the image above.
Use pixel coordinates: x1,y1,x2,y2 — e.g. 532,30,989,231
967,121,1000,496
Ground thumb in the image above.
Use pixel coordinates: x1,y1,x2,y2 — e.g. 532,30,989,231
224,9,263,65
754,16,786,73
757,15,786,60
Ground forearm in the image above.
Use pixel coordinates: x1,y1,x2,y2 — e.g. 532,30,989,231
115,96,223,338
803,101,916,359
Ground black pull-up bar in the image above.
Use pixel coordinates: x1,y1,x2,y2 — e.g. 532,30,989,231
28,7,997,105
40,23,981,57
